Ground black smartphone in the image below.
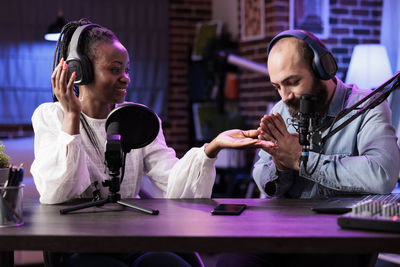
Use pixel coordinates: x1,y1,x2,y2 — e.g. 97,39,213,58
211,204,247,215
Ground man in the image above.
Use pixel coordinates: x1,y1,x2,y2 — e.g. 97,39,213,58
253,29,400,199
217,29,400,267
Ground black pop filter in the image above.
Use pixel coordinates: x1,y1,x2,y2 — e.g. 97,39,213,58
105,103,160,153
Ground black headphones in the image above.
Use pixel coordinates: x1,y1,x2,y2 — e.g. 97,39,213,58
266,29,338,80
66,23,101,85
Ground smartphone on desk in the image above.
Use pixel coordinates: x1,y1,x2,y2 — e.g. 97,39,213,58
211,204,247,215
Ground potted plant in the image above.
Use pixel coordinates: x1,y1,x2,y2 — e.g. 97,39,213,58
0,141,10,183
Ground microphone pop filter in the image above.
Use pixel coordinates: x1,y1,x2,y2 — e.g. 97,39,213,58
105,103,160,153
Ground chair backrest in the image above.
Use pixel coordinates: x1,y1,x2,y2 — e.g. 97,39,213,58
44,252,205,267
177,252,205,267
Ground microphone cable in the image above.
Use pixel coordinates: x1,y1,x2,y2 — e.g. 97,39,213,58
301,114,338,176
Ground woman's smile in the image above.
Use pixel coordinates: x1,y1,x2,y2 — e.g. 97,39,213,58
115,87,127,96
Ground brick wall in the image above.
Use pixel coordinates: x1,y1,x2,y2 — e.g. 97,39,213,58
166,0,383,157
167,0,212,157
238,0,290,129
328,0,382,78
237,0,383,130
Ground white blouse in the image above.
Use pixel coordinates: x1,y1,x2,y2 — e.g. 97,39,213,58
31,102,216,204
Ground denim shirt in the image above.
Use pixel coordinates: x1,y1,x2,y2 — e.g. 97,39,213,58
252,78,400,199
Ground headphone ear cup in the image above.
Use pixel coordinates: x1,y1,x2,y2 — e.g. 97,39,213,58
79,55,94,85
66,59,83,84
319,52,338,80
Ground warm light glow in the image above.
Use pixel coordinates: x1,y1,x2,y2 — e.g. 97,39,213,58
345,44,393,89
44,33,61,42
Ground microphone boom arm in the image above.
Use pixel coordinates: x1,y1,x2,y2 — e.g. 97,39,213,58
301,72,400,176
316,72,400,146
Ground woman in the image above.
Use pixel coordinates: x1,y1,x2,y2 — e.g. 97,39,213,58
31,19,275,266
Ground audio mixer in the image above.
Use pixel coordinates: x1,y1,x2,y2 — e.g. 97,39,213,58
338,194,400,232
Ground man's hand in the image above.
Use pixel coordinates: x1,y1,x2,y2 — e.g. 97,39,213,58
258,113,302,171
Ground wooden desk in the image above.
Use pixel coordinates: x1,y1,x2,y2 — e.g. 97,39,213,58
1,198,400,258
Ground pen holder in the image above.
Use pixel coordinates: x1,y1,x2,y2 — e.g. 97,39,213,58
0,168,9,184
0,184,24,227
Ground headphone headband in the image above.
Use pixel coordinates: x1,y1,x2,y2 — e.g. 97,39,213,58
66,23,101,85
267,29,337,80
67,24,93,61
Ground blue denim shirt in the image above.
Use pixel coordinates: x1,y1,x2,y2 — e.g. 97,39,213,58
253,78,400,199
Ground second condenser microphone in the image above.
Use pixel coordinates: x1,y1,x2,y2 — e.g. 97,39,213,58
298,94,317,166
298,94,317,145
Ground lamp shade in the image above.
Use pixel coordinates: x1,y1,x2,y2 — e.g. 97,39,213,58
345,44,393,89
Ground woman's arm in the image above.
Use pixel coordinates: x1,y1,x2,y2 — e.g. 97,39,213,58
30,109,90,204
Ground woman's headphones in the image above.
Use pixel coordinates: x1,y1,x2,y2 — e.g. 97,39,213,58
66,23,101,85
267,29,338,80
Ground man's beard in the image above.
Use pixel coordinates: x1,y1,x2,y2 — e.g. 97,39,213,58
287,77,328,119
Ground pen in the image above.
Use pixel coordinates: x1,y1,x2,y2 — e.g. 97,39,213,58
2,179,8,198
15,164,24,186
8,164,23,187
2,165,12,198
10,166,17,187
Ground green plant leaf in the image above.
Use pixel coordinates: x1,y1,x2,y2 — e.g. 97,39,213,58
0,141,10,168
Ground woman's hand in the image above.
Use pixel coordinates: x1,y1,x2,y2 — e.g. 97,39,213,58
204,129,278,158
51,58,81,135
52,58,80,114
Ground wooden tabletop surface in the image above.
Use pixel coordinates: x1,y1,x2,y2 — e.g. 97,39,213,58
0,198,399,253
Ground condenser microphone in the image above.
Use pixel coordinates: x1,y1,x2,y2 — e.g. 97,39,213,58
106,121,120,136
105,121,122,174
298,94,317,168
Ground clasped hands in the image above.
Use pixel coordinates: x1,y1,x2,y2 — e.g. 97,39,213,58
257,113,302,171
